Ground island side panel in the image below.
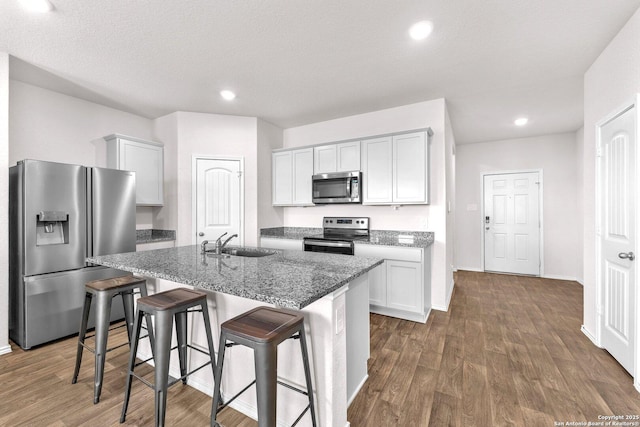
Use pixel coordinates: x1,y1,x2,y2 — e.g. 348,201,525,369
346,272,370,405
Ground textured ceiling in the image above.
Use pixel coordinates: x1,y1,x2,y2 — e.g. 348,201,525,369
1,0,639,144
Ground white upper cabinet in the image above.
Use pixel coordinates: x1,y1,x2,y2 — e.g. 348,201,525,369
272,148,313,206
314,145,337,174
314,141,361,174
361,136,393,204
335,141,361,171
105,134,164,206
393,132,428,203
362,131,429,205
272,151,293,205
292,148,313,204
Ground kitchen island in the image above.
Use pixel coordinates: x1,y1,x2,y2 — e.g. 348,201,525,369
87,245,383,427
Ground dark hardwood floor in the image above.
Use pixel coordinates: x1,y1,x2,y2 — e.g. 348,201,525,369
1,271,637,426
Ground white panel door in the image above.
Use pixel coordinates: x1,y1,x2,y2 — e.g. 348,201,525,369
600,105,636,375
195,158,242,247
484,172,540,275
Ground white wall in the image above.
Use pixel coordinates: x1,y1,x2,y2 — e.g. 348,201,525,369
455,132,580,281
8,80,158,229
444,106,456,303
257,119,284,230
583,7,640,337
8,80,153,167
152,113,179,232
282,99,454,310
170,112,259,247
0,53,10,354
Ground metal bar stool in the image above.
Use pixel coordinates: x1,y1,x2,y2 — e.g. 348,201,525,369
211,306,317,427
72,275,155,404
120,287,216,427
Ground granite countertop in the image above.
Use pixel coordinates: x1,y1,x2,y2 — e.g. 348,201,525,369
261,227,434,248
136,229,176,244
87,245,383,309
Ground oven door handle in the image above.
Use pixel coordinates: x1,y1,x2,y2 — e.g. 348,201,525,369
304,239,353,248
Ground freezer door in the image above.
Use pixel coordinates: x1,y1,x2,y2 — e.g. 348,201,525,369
22,160,87,276
16,267,128,349
88,166,136,257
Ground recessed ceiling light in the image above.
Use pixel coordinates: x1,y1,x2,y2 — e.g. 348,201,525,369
220,90,236,101
409,21,433,41
19,0,54,13
514,117,529,126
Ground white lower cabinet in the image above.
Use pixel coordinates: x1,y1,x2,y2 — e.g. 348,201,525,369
355,244,431,323
386,260,422,313
368,261,387,307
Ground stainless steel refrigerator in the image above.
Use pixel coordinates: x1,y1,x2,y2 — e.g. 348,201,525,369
9,159,137,349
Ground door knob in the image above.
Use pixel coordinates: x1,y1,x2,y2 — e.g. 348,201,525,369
198,232,205,237
618,251,635,261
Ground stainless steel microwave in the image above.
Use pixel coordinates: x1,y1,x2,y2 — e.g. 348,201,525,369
312,171,362,204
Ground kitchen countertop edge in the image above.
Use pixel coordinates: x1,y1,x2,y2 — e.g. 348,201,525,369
260,227,434,248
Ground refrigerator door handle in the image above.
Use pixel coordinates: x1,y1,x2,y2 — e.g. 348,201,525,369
86,167,93,260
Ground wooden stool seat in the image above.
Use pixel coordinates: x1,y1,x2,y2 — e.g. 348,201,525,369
221,306,304,343
137,288,207,311
85,275,146,292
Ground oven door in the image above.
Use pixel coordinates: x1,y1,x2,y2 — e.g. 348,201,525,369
303,238,355,255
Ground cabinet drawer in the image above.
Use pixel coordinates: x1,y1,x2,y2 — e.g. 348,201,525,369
355,244,422,263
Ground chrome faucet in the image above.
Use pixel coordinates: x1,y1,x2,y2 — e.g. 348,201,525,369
216,233,238,254
200,240,209,253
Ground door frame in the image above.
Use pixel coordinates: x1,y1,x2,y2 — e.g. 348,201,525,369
481,169,544,276
594,95,640,385
191,155,245,246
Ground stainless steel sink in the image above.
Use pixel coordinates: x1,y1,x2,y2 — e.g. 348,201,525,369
221,247,277,257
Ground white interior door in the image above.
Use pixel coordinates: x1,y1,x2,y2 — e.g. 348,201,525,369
195,158,242,247
484,172,540,275
599,105,636,375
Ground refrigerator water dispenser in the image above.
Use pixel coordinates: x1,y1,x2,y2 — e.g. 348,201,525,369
36,211,69,246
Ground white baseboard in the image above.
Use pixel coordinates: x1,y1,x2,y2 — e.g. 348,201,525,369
0,344,12,356
432,280,454,312
542,274,579,282
187,375,213,397
455,266,483,272
581,325,600,347
348,374,368,406
634,381,640,394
